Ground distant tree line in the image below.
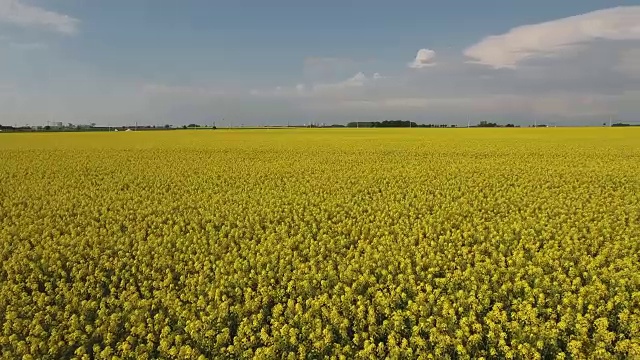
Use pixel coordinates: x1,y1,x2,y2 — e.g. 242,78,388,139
346,120,455,128
477,121,498,127
345,120,525,128
182,124,217,129
477,121,519,128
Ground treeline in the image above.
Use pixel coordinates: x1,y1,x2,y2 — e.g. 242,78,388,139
347,121,455,128
611,123,637,127
345,120,523,128
476,121,518,128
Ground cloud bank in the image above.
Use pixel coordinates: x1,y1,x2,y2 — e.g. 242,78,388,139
409,49,437,68
0,0,79,34
465,6,640,68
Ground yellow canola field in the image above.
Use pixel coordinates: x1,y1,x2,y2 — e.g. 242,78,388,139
1,128,639,359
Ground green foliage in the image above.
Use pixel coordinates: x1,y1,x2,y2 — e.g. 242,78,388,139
1,128,639,359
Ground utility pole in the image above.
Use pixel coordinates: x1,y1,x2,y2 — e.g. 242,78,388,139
609,115,613,127
135,121,138,131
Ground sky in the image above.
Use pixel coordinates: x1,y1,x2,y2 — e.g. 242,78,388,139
0,0,639,127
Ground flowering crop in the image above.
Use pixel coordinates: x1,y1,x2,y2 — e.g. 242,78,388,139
1,128,639,359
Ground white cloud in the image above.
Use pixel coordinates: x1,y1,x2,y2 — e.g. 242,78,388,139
343,72,367,86
310,71,383,95
247,72,385,101
0,0,79,34
465,6,640,68
409,49,437,68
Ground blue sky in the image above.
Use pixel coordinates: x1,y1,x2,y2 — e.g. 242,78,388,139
1,0,639,126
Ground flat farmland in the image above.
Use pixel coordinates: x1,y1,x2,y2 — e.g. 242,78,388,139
1,128,639,359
